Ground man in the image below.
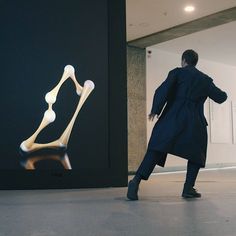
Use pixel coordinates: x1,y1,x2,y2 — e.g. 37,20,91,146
127,49,227,200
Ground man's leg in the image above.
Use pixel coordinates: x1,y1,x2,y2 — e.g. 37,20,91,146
127,150,166,200
182,161,201,198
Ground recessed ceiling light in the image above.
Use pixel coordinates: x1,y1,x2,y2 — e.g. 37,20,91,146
184,5,195,12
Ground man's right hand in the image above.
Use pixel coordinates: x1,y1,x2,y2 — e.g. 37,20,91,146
148,113,158,121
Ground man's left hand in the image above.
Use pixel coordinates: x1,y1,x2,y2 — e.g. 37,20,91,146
148,113,158,121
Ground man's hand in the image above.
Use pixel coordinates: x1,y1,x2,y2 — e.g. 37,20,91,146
148,113,158,121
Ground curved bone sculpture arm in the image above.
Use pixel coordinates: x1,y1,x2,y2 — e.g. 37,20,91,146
20,65,95,153
59,80,95,145
45,65,83,101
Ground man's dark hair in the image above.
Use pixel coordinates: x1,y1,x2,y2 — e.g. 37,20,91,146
182,49,198,66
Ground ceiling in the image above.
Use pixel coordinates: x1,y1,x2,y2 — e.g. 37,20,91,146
126,0,236,41
126,0,236,66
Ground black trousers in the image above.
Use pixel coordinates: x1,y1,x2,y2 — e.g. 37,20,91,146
136,150,201,187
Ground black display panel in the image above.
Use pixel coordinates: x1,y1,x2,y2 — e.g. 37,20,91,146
0,0,127,189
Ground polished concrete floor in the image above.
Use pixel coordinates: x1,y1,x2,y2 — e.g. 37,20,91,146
0,168,236,236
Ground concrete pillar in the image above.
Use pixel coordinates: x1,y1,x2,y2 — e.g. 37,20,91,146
127,46,146,173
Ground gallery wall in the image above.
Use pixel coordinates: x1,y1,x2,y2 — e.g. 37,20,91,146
146,48,236,168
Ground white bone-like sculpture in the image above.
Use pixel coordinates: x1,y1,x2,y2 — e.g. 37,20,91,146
20,65,95,153
21,153,72,170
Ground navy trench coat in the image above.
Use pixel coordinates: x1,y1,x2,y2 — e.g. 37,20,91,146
148,66,227,167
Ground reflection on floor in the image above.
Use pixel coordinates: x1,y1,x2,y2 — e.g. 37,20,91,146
19,148,72,170
0,168,235,236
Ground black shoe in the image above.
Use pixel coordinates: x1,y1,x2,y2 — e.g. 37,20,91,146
127,180,139,200
182,187,201,198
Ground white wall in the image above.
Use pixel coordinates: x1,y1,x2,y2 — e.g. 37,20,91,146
146,48,236,168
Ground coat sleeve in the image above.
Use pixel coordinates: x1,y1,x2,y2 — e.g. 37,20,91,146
151,69,177,115
208,82,227,104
